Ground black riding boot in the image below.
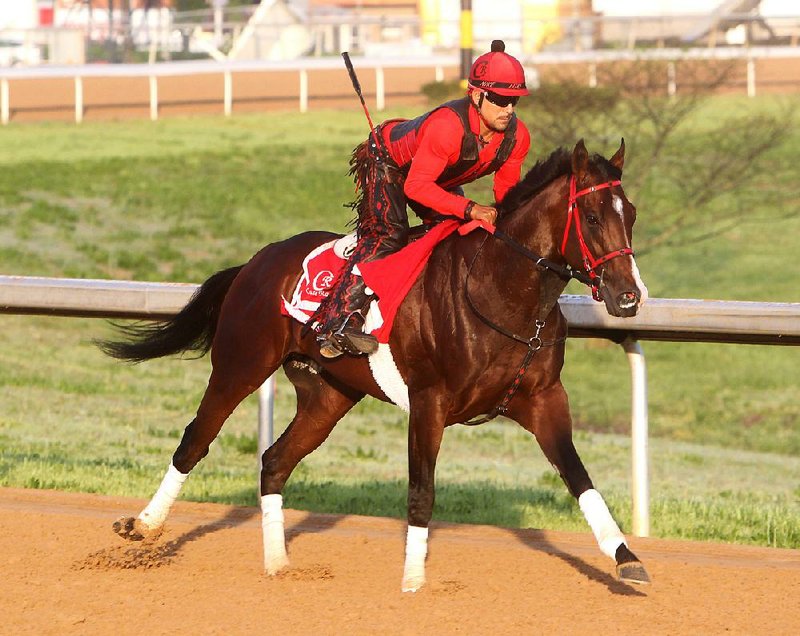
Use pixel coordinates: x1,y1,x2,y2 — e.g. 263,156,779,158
317,275,379,359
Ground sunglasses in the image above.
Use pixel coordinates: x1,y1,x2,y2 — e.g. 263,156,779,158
484,92,520,108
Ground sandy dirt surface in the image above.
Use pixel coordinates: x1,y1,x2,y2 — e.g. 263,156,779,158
1,487,798,635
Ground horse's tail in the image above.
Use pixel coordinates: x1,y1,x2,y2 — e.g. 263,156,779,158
97,265,244,363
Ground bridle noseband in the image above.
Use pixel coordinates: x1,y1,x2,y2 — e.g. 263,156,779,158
563,175,633,301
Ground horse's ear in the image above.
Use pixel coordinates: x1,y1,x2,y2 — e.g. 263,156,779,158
571,139,589,177
610,137,625,172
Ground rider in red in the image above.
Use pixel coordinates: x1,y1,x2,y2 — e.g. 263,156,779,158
314,40,531,358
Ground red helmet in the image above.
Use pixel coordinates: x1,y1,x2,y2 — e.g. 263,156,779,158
468,40,529,97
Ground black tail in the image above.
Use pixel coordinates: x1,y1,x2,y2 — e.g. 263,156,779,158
97,265,244,363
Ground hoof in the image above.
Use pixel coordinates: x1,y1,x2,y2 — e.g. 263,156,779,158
614,543,650,585
616,560,651,585
112,516,161,542
401,575,425,593
265,554,290,576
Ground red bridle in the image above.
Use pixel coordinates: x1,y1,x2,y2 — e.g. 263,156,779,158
561,175,633,301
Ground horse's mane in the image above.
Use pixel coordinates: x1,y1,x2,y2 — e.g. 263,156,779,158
499,146,622,215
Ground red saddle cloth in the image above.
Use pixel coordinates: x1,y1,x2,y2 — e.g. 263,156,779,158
281,220,462,343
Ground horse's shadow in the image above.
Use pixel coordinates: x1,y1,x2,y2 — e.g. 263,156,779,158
277,505,645,596
85,482,645,595
504,527,647,597
159,504,261,557
267,481,647,595
285,510,344,545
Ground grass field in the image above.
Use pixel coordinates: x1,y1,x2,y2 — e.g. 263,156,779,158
0,96,797,548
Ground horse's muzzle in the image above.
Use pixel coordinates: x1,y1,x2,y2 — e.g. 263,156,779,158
613,290,641,317
599,287,641,318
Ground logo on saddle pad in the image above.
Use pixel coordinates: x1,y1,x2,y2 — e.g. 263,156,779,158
309,270,335,296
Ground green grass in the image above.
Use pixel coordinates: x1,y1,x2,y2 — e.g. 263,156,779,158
0,98,798,548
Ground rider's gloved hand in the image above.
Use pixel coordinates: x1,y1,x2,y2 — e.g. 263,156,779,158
465,202,498,226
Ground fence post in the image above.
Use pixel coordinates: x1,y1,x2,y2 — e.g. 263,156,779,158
667,61,676,97
747,57,756,97
299,69,308,113
258,375,276,470
74,76,83,124
376,66,385,111
224,70,232,116
149,75,158,121
1,78,9,125
622,337,650,537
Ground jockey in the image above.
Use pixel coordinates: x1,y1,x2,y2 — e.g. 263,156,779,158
314,40,531,359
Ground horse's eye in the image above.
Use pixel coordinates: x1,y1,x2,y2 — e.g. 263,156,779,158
586,214,600,226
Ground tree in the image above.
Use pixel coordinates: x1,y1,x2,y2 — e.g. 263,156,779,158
519,59,798,253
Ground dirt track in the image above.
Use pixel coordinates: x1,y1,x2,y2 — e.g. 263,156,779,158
1,487,798,635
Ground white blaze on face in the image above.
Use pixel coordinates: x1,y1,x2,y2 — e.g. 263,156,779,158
613,194,648,305
612,194,624,218
631,257,649,305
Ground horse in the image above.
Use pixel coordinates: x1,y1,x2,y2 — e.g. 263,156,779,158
102,139,650,591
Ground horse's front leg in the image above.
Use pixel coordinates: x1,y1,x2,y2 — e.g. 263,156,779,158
509,382,650,585
403,395,447,592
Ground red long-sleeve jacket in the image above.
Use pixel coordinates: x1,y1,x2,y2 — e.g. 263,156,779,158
379,97,531,219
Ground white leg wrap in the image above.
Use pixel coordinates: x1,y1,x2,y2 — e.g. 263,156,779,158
578,489,627,560
401,525,429,592
261,494,289,575
137,464,188,530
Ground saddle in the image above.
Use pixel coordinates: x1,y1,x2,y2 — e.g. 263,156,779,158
281,221,462,345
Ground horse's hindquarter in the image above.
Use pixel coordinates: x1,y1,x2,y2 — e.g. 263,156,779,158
225,232,337,318
212,231,337,365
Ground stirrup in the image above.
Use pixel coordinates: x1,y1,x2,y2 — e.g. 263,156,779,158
333,329,379,356
318,336,345,359
335,313,379,355
316,314,378,358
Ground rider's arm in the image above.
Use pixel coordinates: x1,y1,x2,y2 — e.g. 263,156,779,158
403,110,473,219
492,119,531,204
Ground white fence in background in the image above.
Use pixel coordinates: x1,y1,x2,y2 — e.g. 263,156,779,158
1,274,799,537
2,45,800,124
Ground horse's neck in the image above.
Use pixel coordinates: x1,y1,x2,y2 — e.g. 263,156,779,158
500,180,567,262
458,229,566,329
486,184,569,319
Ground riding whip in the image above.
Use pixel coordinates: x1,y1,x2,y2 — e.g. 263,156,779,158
341,52,384,154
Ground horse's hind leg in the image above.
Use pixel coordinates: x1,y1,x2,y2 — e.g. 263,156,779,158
114,292,288,541
509,382,650,585
260,357,363,574
113,359,275,541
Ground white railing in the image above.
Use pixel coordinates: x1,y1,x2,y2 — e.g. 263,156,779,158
1,274,799,537
2,45,799,125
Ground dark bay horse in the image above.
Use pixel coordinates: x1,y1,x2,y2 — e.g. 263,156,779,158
103,139,650,590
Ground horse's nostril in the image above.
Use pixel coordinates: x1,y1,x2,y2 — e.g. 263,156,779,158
617,291,639,310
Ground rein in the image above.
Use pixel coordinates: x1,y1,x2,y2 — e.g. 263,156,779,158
461,174,633,425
